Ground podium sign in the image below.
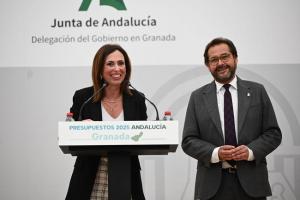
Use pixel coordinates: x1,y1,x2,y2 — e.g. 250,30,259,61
58,120,178,155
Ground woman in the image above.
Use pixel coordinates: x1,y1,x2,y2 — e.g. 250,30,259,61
66,44,147,200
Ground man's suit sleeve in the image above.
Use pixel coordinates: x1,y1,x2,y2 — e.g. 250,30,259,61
182,91,216,167
247,85,282,164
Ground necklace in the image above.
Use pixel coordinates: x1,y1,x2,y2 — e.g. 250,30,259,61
102,97,121,103
102,95,122,113
103,101,114,112
102,98,122,112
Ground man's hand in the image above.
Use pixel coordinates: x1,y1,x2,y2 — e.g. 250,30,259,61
218,145,235,161
218,145,249,161
232,145,249,161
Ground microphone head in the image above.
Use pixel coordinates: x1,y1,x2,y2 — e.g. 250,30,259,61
100,77,107,83
100,79,108,88
128,81,132,87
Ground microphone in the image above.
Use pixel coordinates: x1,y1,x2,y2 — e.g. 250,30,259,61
78,82,107,121
129,82,160,120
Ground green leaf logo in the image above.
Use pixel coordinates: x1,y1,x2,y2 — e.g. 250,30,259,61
79,0,127,11
131,132,143,142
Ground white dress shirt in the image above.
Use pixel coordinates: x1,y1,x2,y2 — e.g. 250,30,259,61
211,76,254,165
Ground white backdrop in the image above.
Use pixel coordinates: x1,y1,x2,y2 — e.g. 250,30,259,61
0,0,300,199
1,0,300,67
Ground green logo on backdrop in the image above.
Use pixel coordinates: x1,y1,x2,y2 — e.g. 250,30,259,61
79,0,127,11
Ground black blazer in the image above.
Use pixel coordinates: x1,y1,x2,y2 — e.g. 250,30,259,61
65,86,147,200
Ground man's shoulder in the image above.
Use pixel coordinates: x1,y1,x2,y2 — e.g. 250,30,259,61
238,78,264,89
191,82,214,95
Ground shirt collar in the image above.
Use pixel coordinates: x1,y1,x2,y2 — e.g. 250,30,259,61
215,75,237,93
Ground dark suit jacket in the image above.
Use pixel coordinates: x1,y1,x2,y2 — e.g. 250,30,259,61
182,77,282,200
65,86,147,200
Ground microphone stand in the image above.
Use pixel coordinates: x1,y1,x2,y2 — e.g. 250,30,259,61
78,83,107,121
129,82,160,120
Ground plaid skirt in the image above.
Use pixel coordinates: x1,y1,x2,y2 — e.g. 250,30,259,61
90,157,108,200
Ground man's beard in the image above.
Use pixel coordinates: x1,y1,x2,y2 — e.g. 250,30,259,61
211,63,236,84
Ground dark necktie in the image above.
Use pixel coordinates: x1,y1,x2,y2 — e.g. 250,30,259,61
224,84,237,146
224,84,237,166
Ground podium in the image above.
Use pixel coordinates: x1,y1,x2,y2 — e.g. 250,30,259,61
59,120,178,200
58,120,178,156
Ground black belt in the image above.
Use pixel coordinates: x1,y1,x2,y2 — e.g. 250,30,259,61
222,167,237,174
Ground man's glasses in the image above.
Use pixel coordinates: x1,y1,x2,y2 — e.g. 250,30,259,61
208,53,232,66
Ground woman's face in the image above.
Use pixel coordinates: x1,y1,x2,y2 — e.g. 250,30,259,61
102,50,126,87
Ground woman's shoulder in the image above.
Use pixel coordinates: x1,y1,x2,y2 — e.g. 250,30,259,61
74,86,94,97
127,89,146,101
72,86,94,104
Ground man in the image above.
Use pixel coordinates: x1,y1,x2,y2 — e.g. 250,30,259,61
182,37,282,200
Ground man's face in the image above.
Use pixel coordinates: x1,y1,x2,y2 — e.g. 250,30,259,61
207,43,238,84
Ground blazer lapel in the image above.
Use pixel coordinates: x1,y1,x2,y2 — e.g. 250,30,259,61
123,93,135,121
87,101,102,121
203,82,223,138
237,78,251,135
